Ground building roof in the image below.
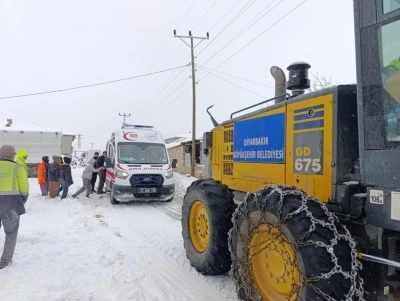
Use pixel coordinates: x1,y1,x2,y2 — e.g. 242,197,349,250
165,134,202,149
1,121,62,133
1,119,75,137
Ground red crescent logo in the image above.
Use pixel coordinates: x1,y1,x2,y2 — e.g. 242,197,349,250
123,132,138,141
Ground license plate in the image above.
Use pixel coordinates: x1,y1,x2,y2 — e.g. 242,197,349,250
138,188,157,193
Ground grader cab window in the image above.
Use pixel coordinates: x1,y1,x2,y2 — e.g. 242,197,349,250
383,0,400,13
379,19,400,141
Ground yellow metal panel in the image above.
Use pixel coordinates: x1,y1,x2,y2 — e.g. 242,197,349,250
286,94,333,202
225,163,286,192
211,96,333,203
212,126,223,181
218,106,287,192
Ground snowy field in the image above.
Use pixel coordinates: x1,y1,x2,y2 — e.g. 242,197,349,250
0,169,239,301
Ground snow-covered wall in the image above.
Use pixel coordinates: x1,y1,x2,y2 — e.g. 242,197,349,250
0,130,62,163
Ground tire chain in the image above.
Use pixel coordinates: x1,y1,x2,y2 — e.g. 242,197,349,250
228,185,365,301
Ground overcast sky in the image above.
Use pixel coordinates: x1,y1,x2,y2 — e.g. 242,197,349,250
0,0,355,152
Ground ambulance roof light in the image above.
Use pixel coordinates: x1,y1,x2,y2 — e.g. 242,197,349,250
122,123,154,129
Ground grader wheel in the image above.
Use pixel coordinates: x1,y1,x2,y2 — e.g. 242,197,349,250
229,185,364,301
182,179,235,275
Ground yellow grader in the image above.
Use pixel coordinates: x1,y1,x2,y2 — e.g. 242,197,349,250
181,1,400,300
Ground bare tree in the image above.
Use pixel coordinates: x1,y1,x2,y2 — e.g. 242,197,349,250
308,72,336,92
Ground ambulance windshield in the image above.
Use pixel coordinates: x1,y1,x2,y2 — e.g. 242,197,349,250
117,142,168,164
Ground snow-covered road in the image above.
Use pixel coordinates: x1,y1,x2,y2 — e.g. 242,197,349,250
0,170,239,301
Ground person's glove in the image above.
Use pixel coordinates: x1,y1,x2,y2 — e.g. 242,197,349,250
22,194,29,204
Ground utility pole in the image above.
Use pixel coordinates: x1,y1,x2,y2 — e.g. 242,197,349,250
76,134,83,149
90,142,94,149
119,113,131,126
174,30,209,177
76,134,83,148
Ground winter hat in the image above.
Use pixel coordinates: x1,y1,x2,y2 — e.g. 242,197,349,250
88,158,96,166
0,145,16,159
42,156,49,162
52,155,61,161
63,157,72,164
16,148,28,160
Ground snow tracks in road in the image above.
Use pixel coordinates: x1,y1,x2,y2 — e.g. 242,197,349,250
0,191,238,301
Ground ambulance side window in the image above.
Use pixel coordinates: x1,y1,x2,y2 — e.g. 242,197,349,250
111,143,115,166
106,143,114,167
108,145,114,167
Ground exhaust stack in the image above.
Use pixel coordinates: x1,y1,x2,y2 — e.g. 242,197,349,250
206,105,218,127
270,66,286,103
287,62,311,97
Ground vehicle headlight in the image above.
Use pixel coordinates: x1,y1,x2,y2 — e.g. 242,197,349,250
164,170,173,179
115,170,129,179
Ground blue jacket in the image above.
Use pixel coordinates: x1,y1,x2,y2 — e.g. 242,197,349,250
48,163,61,181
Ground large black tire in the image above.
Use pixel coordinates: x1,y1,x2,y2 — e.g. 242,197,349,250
229,185,364,301
182,179,235,275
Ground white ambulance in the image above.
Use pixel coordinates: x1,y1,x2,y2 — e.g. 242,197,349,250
104,124,175,204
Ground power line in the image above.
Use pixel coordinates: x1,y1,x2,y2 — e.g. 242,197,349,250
197,65,266,98
132,37,175,108
197,0,257,56
153,85,192,113
192,0,220,30
145,0,197,74
176,0,198,30
200,0,307,79
144,0,198,75
133,0,198,109
143,76,192,114
201,0,285,65
214,0,307,69
162,74,192,100
134,66,188,110
197,64,274,87
0,64,189,100
134,64,191,111
208,0,244,33
212,0,257,41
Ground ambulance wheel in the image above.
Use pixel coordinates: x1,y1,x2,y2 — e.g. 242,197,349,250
182,179,235,275
110,184,119,205
229,185,363,301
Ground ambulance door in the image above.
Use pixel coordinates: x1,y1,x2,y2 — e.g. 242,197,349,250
105,139,116,189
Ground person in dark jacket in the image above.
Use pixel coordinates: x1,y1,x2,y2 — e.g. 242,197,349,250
90,152,99,193
60,157,74,200
96,151,107,194
48,156,62,198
